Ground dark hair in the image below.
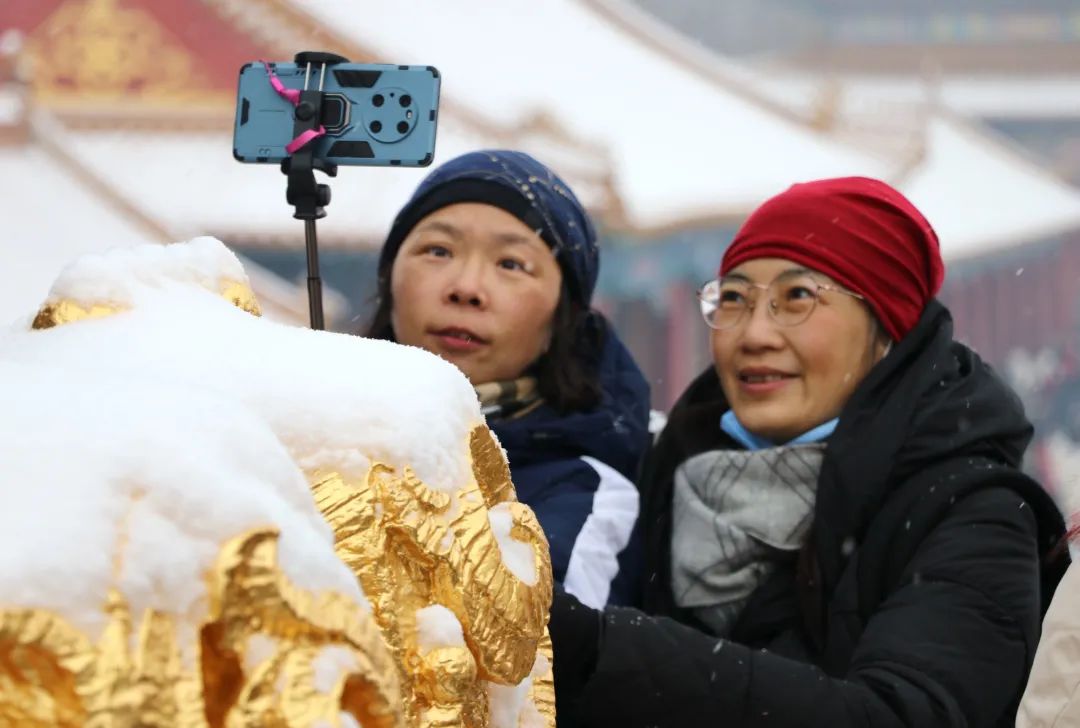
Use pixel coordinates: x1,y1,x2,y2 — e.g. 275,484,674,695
363,268,604,414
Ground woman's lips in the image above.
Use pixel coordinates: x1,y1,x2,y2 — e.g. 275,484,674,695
737,369,796,396
431,327,487,352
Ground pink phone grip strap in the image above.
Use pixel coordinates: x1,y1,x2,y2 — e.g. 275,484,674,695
261,61,326,154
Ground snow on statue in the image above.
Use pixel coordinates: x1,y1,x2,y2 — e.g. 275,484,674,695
0,237,555,728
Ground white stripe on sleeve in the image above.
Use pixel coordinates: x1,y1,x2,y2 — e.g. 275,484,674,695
563,456,640,609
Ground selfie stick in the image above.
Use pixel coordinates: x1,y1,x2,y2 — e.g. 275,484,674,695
282,51,349,330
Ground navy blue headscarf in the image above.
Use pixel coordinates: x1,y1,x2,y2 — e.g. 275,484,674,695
378,150,600,305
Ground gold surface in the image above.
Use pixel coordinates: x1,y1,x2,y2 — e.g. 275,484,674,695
311,424,555,727
530,633,557,728
31,299,122,329
218,280,262,317
31,278,260,330
0,529,401,727
469,424,517,507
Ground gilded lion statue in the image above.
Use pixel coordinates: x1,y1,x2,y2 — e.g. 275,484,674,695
0,238,555,728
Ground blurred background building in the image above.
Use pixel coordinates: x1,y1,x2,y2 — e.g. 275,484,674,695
3,0,1080,508
634,0,1080,183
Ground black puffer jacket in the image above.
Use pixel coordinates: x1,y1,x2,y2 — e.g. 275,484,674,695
551,301,1067,727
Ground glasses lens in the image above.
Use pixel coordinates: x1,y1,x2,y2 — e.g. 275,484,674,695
698,280,720,328
705,279,750,329
770,276,819,326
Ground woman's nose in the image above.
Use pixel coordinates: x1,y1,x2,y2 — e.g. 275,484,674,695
739,296,783,349
448,289,483,306
444,259,487,307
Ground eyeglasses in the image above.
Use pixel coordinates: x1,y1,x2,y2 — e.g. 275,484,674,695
697,271,865,330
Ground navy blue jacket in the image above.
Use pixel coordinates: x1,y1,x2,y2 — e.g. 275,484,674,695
490,324,650,608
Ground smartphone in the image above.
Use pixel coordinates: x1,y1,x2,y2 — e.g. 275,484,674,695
233,61,440,167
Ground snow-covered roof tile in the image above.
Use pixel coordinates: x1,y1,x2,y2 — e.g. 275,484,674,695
900,113,1080,260
59,116,615,246
284,0,893,229
0,134,327,325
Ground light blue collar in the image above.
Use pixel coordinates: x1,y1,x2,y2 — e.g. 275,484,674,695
720,410,838,451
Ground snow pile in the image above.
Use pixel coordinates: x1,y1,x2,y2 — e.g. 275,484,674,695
490,503,539,586
0,361,364,660
415,605,467,653
416,604,550,727
42,235,249,308
0,238,552,717
311,645,365,692
5,238,483,490
0,146,158,326
488,653,551,728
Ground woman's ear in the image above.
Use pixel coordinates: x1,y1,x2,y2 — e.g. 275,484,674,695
867,315,892,365
876,336,893,363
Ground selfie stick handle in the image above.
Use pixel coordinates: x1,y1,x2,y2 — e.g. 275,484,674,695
283,51,348,330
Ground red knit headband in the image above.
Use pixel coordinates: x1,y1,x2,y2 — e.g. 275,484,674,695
720,177,945,341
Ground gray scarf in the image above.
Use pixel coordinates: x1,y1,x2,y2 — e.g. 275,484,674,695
670,443,825,635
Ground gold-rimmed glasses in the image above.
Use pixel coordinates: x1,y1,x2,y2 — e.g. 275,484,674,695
697,270,865,330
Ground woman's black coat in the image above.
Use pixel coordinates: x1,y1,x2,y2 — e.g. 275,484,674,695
551,301,1067,728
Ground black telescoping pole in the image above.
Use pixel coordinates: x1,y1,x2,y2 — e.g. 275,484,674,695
283,52,349,330
304,218,324,330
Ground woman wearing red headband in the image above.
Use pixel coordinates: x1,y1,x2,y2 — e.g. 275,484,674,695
550,177,1068,727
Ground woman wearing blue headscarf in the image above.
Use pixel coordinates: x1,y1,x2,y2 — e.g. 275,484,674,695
365,150,651,607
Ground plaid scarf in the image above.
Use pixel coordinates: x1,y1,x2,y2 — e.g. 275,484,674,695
475,377,542,420
671,443,823,636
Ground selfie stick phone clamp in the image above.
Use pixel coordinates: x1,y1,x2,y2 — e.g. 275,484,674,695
281,51,349,331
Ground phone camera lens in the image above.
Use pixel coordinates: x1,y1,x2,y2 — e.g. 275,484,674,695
400,95,412,107
371,121,383,133
372,94,385,107
397,121,409,134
